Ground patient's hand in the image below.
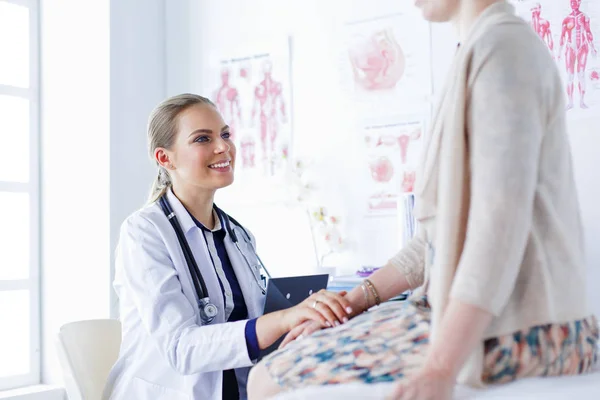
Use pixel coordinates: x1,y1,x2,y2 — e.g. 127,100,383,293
386,365,454,400
279,320,324,349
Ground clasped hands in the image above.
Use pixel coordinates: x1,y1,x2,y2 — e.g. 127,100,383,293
278,289,354,341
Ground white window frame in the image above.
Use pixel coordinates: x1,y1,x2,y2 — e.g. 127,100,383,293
0,0,41,391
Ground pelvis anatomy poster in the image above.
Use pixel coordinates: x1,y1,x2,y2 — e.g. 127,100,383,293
361,115,426,216
337,8,433,118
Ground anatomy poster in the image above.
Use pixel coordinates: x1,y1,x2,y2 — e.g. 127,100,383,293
512,0,600,120
208,38,292,179
337,8,432,118
361,116,425,216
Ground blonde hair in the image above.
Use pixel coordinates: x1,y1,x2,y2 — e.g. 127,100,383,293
147,93,215,203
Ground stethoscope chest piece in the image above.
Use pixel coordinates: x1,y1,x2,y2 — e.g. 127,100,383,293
159,195,271,325
198,298,218,324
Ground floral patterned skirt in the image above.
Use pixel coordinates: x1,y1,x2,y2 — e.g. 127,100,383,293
263,297,599,390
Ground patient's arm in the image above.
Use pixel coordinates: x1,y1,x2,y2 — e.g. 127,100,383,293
312,232,428,319
345,233,427,315
426,299,493,377
387,301,493,399
344,262,412,315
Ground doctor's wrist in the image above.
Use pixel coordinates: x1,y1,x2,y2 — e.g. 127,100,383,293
278,306,324,333
278,308,301,333
256,312,290,350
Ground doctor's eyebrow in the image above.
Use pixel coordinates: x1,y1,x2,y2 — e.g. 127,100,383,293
188,125,230,137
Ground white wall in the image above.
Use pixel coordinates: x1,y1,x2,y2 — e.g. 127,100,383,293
569,120,600,315
164,0,193,96
109,0,167,317
39,0,166,385
40,0,110,384
165,0,600,314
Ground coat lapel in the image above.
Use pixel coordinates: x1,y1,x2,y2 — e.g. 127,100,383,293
223,225,266,320
165,189,226,323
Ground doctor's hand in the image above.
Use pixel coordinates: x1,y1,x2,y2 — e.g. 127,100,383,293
281,290,352,333
278,320,323,349
256,290,353,351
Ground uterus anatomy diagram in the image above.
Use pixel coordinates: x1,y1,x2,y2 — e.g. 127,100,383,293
348,27,406,91
365,127,421,211
556,0,598,110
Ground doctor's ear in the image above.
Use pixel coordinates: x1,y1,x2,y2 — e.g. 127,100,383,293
155,148,175,170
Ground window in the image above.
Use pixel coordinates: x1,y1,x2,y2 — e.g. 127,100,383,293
0,0,40,391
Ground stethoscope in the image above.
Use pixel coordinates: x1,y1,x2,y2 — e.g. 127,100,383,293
159,195,271,324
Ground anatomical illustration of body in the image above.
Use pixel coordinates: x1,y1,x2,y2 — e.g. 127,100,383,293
251,60,288,175
213,68,243,141
558,0,597,109
530,3,555,56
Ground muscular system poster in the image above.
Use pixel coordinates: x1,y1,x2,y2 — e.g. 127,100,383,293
513,0,600,120
208,38,292,179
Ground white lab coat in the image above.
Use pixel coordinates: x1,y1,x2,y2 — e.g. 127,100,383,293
103,189,266,400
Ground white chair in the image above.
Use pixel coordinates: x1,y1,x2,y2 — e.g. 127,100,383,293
56,319,122,400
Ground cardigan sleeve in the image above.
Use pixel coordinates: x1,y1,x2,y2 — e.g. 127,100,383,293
388,227,427,290
449,32,549,316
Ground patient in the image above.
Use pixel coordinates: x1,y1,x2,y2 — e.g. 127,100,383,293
247,1,599,399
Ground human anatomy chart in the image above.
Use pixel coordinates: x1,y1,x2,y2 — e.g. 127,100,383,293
530,2,557,56
208,39,292,178
338,10,432,118
513,0,600,119
361,117,424,216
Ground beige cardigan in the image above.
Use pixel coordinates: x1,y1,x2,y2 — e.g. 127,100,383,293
389,1,592,386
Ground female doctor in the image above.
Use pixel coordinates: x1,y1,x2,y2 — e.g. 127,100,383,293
102,93,352,400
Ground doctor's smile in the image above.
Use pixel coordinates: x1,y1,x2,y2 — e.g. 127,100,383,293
208,159,232,172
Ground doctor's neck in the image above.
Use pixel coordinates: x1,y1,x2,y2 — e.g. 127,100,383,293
451,0,502,43
171,184,216,230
